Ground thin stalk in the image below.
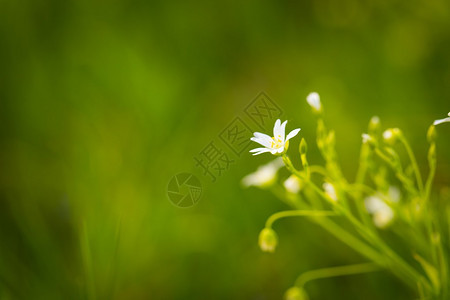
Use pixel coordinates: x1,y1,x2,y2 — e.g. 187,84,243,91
282,154,431,292
399,134,424,194
265,210,337,228
295,262,381,287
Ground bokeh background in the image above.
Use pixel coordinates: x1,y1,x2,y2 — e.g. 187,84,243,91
1,0,450,299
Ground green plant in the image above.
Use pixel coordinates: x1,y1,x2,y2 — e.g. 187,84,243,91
245,93,450,299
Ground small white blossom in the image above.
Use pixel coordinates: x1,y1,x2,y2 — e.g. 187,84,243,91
361,133,372,144
283,175,302,194
323,182,337,201
250,119,301,156
306,92,322,112
433,112,450,126
383,128,400,144
365,195,394,228
241,158,284,188
370,116,380,126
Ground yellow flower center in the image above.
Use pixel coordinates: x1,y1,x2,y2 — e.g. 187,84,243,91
270,135,283,149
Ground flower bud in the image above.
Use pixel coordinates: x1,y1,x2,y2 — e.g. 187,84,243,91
368,116,380,133
299,138,307,155
285,287,309,300
323,182,338,202
361,133,374,145
258,228,278,253
383,128,400,144
284,175,303,194
306,92,322,113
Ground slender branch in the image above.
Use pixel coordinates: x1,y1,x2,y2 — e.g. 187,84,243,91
265,210,337,228
295,263,381,287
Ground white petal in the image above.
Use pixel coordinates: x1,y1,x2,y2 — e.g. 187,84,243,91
270,157,284,168
361,133,371,143
279,120,287,141
254,132,272,140
250,147,269,153
433,117,450,126
252,149,272,155
250,137,271,148
284,175,302,193
306,92,321,111
273,119,281,137
285,128,301,141
252,134,272,147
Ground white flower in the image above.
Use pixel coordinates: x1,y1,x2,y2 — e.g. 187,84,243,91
241,158,284,188
361,133,372,144
370,116,380,126
323,182,337,201
365,195,394,228
306,92,322,112
383,128,400,144
433,112,450,126
250,119,301,156
283,175,302,194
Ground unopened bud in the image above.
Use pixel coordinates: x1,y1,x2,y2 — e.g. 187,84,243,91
369,116,380,133
306,92,322,114
361,133,374,145
258,228,278,253
383,128,400,144
285,287,309,300
299,138,307,155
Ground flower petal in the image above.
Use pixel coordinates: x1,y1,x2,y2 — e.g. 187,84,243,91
433,117,450,126
252,149,272,155
285,128,301,141
253,132,273,146
279,120,287,141
250,137,271,148
249,147,269,153
273,119,281,137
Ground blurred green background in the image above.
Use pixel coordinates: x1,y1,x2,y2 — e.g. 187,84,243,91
1,0,450,299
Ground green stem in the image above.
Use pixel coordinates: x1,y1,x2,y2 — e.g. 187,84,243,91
374,148,417,196
282,154,430,292
265,210,337,228
399,134,424,194
295,263,381,287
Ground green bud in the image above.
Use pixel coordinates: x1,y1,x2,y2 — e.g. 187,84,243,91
258,228,278,253
299,138,307,155
285,287,309,300
427,125,436,144
368,116,380,134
